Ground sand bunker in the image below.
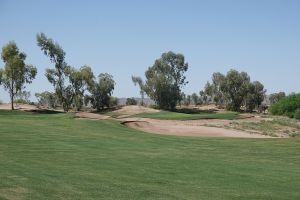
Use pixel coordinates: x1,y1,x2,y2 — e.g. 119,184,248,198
122,118,273,138
75,112,110,120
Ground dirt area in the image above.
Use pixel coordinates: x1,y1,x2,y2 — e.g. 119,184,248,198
112,105,159,116
122,118,273,138
119,116,275,138
0,103,64,113
0,103,38,111
75,112,111,120
0,103,111,120
221,116,300,138
177,104,227,113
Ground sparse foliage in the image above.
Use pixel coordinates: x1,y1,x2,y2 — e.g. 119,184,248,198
199,90,209,104
183,94,191,106
204,73,226,106
35,91,58,108
132,76,145,106
37,33,71,111
15,91,31,104
191,93,200,106
126,97,137,105
109,96,119,107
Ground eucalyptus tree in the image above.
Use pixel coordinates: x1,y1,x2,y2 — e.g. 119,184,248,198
132,76,145,106
211,72,226,106
37,33,71,111
0,41,37,110
15,91,31,104
35,91,58,108
191,93,199,106
134,51,188,110
199,90,209,104
204,69,266,112
222,69,251,111
184,94,192,106
85,73,115,111
66,65,94,111
245,81,266,112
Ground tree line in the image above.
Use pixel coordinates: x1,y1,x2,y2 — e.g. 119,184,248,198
131,52,270,112
1,33,286,113
0,33,116,111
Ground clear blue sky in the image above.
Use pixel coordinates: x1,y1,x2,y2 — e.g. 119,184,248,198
0,0,299,102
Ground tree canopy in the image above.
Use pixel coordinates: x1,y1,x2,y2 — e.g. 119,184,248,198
37,33,70,111
85,73,115,111
66,65,94,111
204,69,266,112
136,51,188,110
132,76,145,106
0,41,37,109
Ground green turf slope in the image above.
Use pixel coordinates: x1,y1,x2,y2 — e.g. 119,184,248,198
0,110,299,199
133,111,239,120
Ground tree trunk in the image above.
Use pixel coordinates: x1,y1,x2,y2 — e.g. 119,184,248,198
10,80,14,110
11,93,14,110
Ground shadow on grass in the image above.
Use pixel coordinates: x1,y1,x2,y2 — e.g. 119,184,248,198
24,109,64,114
90,106,123,114
174,108,218,114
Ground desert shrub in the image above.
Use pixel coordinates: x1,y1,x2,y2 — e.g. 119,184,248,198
14,91,31,104
109,97,119,107
126,98,137,105
35,91,58,108
294,109,300,120
149,104,160,110
269,92,286,105
269,93,300,118
14,99,28,104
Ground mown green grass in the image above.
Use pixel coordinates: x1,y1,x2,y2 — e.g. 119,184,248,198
0,110,300,199
133,111,239,120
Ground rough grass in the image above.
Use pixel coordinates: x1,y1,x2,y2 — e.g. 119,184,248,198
104,112,125,118
228,117,300,137
133,111,239,120
0,110,300,199
229,121,279,137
